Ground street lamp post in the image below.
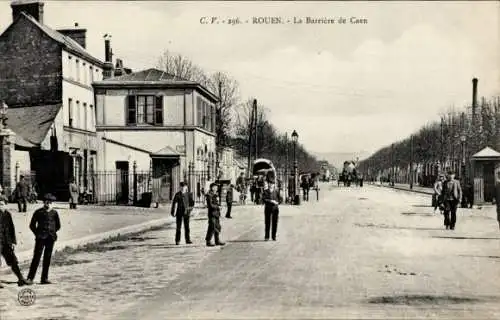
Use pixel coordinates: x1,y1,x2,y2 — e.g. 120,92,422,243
460,134,466,181
291,130,298,204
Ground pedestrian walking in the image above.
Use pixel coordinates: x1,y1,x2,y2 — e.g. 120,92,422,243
441,170,462,230
301,176,310,201
27,193,60,284
205,183,225,247
15,175,29,212
495,170,500,231
171,182,194,245
226,184,234,219
433,174,445,213
68,177,79,209
0,196,30,287
262,177,283,241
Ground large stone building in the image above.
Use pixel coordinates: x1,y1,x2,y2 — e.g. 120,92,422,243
92,68,219,203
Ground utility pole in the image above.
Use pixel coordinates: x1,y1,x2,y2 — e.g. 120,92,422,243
215,80,222,179
440,116,444,173
391,143,395,186
253,99,258,160
247,100,255,178
285,132,289,198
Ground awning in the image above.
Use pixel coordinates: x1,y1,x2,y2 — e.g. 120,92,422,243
151,146,181,159
472,146,500,161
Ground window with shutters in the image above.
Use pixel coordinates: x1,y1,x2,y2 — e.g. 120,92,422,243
76,100,80,128
126,95,163,126
68,98,73,127
83,103,88,130
197,97,203,126
76,59,80,82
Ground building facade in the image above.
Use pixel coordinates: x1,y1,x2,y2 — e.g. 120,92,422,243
0,0,104,199
92,68,219,203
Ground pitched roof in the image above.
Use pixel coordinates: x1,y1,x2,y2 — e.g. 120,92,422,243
7,104,61,147
94,68,220,102
106,68,191,83
18,13,103,67
151,146,181,158
472,146,500,159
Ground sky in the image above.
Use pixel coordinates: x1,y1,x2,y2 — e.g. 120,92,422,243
0,1,498,158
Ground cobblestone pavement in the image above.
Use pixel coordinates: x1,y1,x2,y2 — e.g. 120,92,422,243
1,184,499,319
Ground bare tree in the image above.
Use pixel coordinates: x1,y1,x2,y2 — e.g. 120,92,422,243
206,72,240,148
156,50,207,85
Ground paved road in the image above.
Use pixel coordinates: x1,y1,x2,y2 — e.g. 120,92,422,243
2,184,499,319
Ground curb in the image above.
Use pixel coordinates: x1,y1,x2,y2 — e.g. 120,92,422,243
373,184,433,195
3,208,206,269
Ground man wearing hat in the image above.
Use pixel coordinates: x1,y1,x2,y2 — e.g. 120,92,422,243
0,195,30,287
441,169,463,230
27,193,60,284
205,183,225,246
262,177,283,241
15,175,29,212
171,182,195,245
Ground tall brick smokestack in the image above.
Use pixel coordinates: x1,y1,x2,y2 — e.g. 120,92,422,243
472,78,478,124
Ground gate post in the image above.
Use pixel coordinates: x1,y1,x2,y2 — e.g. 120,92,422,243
133,161,138,205
188,162,194,193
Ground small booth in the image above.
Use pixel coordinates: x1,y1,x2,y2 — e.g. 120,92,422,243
471,146,500,204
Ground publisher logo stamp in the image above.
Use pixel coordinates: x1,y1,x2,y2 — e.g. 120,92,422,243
18,288,36,306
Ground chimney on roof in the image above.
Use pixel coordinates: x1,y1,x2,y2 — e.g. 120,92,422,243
103,34,114,79
472,78,478,124
57,23,87,48
11,0,44,24
114,59,124,77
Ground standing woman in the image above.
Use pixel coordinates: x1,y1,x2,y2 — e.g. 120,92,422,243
205,183,225,247
68,178,79,209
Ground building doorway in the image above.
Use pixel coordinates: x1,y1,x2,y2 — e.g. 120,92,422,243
116,161,129,204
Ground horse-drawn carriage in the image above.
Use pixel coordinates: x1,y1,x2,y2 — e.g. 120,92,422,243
251,158,277,204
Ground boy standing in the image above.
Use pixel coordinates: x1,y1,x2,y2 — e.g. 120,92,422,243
27,193,60,284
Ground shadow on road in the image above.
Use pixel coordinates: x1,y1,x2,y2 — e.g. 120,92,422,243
228,239,269,243
146,244,208,249
412,204,431,208
355,223,442,231
401,212,434,217
366,294,488,305
459,254,500,259
432,236,500,240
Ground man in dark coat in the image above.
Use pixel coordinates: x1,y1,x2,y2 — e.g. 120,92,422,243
262,178,283,241
205,183,225,247
441,169,463,230
15,175,29,212
171,182,194,245
0,197,30,287
226,184,234,219
27,193,61,284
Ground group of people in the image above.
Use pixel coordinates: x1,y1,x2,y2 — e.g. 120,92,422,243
0,192,61,288
171,175,283,247
432,169,463,230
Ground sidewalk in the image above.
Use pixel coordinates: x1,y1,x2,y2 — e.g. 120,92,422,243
374,182,434,195
3,201,209,268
